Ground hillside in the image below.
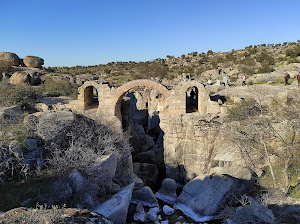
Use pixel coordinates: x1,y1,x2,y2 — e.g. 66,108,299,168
47,41,300,86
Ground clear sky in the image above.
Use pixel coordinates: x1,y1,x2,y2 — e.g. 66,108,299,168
1,0,299,67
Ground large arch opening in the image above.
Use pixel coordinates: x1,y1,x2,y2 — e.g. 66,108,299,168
186,86,198,113
113,80,169,190
84,86,99,109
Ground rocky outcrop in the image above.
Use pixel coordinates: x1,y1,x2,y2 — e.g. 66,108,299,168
23,56,44,68
0,52,19,66
9,71,42,85
160,113,249,184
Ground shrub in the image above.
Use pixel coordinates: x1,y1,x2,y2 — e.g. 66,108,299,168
1,205,67,224
44,79,78,98
286,45,300,58
0,81,42,107
227,98,262,121
0,143,29,183
46,116,131,177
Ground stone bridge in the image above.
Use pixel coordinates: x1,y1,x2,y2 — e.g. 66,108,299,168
69,79,221,129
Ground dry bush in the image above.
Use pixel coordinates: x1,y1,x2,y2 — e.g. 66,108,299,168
46,116,131,177
0,143,29,183
1,205,67,224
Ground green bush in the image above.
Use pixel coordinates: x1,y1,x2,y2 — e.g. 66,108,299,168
0,81,42,107
44,79,78,98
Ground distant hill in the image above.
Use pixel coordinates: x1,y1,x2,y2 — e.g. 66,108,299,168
47,41,300,86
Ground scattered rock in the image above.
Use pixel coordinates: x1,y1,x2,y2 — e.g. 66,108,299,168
163,205,174,215
0,52,19,66
133,204,146,222
131,186,159,207
146,207,160,221
93,183,134,224
155,178,177,205
23,56,44,68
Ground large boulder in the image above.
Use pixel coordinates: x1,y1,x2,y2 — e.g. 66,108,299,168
9,71,30,85
0,52,19,66
174,174,236,222
93,183,134,224
131,186,159,207
227,204,275,224
23,56,44,68
155,178,177,205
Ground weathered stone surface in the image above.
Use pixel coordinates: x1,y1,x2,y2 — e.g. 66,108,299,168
174,174,236,222
209,165,253,194
93,183,134,224
23,56,44,68
133,162,158,188
0,52,19,66
155,178,177,205
227,204,275,224
131,186,159,207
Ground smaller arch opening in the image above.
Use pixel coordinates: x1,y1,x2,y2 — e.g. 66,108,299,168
84,86,99,110
186,86,198,113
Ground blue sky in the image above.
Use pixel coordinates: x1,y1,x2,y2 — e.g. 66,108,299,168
1,0,299,67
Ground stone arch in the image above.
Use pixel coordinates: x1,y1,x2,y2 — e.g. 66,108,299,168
186,86,199,113
113,79,170,121
78,81,101,110
180,81,211,114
